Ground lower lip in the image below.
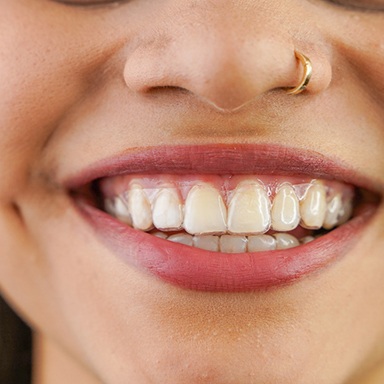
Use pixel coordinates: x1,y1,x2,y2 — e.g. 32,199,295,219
78,202,375,292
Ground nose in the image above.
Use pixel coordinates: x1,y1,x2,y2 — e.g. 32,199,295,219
123,1,328,112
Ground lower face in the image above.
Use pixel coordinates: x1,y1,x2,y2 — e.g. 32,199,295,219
0,1,384,384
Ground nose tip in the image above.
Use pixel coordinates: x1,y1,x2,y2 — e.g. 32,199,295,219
123,5,330,112
181,39,298,111
124,36,298,112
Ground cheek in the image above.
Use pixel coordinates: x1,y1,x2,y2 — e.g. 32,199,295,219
328,15,384,99
0,203,59,334
0,4,121,199
0,3,116,342
311,14,384,190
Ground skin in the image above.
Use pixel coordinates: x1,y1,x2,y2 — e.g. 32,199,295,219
0,0,383,383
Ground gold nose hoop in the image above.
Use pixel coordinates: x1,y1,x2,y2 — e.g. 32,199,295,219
286,51,313,95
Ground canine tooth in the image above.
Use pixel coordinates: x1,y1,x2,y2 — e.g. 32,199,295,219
323,194,343,230
227,181,271,234
168,233,193,246
183,184,227,235
300,236,315,244
300,182,327,229
274,233,300,249
152,188,183,231
220,235,247,253
247,235,276,251
112,196,133,225
127,184,153,231
271,184,300,231
193,235,220,251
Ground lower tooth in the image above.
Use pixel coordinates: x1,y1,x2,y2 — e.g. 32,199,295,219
220,235,247,253
300,236,315,244
274,233,300,249
247,235,276,251
152,231,168,239
168,233,193,246
157,233,306,252
193,235,220,251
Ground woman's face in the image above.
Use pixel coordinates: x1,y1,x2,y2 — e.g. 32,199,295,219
1,0,384,383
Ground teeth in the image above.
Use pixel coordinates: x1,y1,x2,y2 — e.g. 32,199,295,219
193,235,220,251
323,194,343,230
105,198,117,216
183,183,227,235
274,233,300,249
271,183,301,232
248,235,276,251
114,197,133,225
168,233,194,246
227,181,271,235
105,177,355,247
300,236,315,244
220,235,247,253
152,188,183,231
148,232,302,252
300,182,327,229
152,231,169,239
337,198,353,226
127,183,153,231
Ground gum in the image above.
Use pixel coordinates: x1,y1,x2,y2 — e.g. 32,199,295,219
100,173,355,203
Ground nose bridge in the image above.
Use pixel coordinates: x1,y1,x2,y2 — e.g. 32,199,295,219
124,1,298,111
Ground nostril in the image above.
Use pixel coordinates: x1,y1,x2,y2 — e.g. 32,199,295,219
122,24,307,111
147,85,189,95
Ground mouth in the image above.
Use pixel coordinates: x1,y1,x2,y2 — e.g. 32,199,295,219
67,144,381,292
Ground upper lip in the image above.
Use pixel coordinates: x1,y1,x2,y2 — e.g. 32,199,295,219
64,144,383,195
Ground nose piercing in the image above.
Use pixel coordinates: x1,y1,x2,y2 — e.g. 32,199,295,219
287,51,313,95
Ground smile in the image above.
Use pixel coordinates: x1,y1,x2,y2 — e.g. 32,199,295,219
100,175,354,252
68,144,381,292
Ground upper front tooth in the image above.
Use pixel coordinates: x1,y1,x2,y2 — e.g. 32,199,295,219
227,181,271,234
300,182,327,229
183,183,227,235
127,183,153,231
152,188,183,231
271,183,300,232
